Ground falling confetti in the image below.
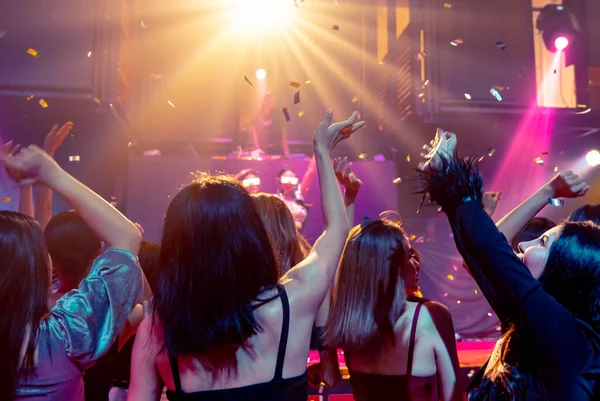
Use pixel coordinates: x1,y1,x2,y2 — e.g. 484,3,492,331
282,107,291,122
1,197,10,202
93,97,101,104
294,91,300,105
87,51,92,58
332,25,340,31
351,96,359,103
38,99,48,108
416,51,427,60
474,289,479,295
492,85,506,91
443,292,448,297
447,274,455,281
244,76,254,87
298,111,304,117
68,155,81,162
548,198,564,207
535,157,544,165
27,48,40,58
26,95,34,101
456,300,461,304
167,100,175,108
289,81,301,89
487,312,493,317
489,88,503,101
450,39,463,46
464,93,472,100
358,152,367,160
541,151,548,155
495,39,506,50
468,370,475,378
393,177,402,184
305,80,311,84
554,166,558,172
487,147,496,156
443,2,452,8
406,155,411,162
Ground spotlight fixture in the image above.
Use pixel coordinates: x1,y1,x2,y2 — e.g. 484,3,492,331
255,69,267,80
535,4,580,54
586,150,600,167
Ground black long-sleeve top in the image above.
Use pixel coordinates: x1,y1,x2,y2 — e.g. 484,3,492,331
419,157,600,400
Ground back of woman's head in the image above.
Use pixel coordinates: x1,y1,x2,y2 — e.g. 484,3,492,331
154,175,278,373
568,204,600,226
252,193,305,277
540,221,600,332
510,217,556,252
0,212,50,397
45,210,102,288
324,219,409,352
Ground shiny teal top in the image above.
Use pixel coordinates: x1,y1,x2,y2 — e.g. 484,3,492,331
15,249,144,400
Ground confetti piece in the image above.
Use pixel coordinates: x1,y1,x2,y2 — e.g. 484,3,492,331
38,99,48,108
298,111,304,117
93,97,101,104
489,88,503,101
487,312,493,317
535,157,544,165
351,96,359,103
423,79,430,86
468,370,475,378
443,292,448,297
378,125,384,131
456,300,461,304
26,95,34,101
244,76,254,87
416,51,427,60
27,48,39,58
450,39,464,46
554,166,558,172
1,197,10,202
443,2,452,8
68,155,81,162
358,152,367,160
447,274,455,281
417,92,425,98
487,147,496,156
548,198,564,207
87,51,92,58
294,91,300,105
406,155,411,162
289,81,301,89
495,39,506,50
492,85,506,91
332,25,340,31
167,100,175,108
464,93,472,100
541,151,548,155
393,177,402,184
474,289,479,295
282,107,291,122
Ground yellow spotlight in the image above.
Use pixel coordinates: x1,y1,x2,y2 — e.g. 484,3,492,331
256,68,267,80
586,150,600,167
233,0,292,33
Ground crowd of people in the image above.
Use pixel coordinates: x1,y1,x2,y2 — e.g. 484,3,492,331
1,112,600,401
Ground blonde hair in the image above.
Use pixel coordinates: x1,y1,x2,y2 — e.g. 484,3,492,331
324,219,409,352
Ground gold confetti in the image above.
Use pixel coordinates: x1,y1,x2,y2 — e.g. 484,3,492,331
87,51,92,58
492,85,505,91
297,111,304,117
417,92,425,98
93,98,101,104
406,155,411,162
443,2,452,8
358,152,366,160
416,51,426,60
487,147,496,156
351,96,359,103
393,177,402,184
554,166,558,172
305,80,311,84
535,157,544,165
69,155,81,162
38,99,48,108
26,48,39,58
487,312,493,316
167,100,175,108
541,151,548,155
447,274,455,281
1,197,10,202
474,289,479,295
289,81,301,88
464,93,472,100
450,39,464,46
26,95,34,101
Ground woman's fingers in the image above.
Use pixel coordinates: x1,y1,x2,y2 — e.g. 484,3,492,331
344,162,353,178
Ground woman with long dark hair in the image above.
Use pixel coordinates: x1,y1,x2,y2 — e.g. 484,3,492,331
127,110,364,400
0,145,144,400
323,217,458,401
417,129,600,400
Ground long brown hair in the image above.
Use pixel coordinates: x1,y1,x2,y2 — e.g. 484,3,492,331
252,193,307,277
0,212,50,399
324,219,409,352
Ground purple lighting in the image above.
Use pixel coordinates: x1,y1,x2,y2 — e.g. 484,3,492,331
554,36,569,51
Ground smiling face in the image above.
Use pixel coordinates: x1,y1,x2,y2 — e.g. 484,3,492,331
279,170,298,195
241,173,261,195
519,225,562,279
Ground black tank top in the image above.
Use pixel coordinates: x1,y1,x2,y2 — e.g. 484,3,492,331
166,285,308,401
348,302,439,401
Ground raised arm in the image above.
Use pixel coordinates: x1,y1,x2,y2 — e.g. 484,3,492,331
299,156,317,199
35,122,73,230
283,110,364,310
496,171,586,244
333,157,362,226
1,141,34,217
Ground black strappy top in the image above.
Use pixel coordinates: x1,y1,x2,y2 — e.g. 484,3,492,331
166,285,308,401
348,303,439,401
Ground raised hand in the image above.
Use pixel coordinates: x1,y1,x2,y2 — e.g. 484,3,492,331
546,171,590,199
483,192,502,217
0,145,61,186
313,110,365,152
43,121,73,157
2,141,23,182
418,128,457,171
333,157,362,195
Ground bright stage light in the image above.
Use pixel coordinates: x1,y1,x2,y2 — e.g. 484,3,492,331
554,36,569,51
255,68,267,80
233,0,293,33
586,150,600,167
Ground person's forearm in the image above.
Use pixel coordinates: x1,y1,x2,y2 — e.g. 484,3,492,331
344,191,357,226
496,185,552,243
18,185,34,218
47,169,141,253
35,185,53,230
314,147,348,230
